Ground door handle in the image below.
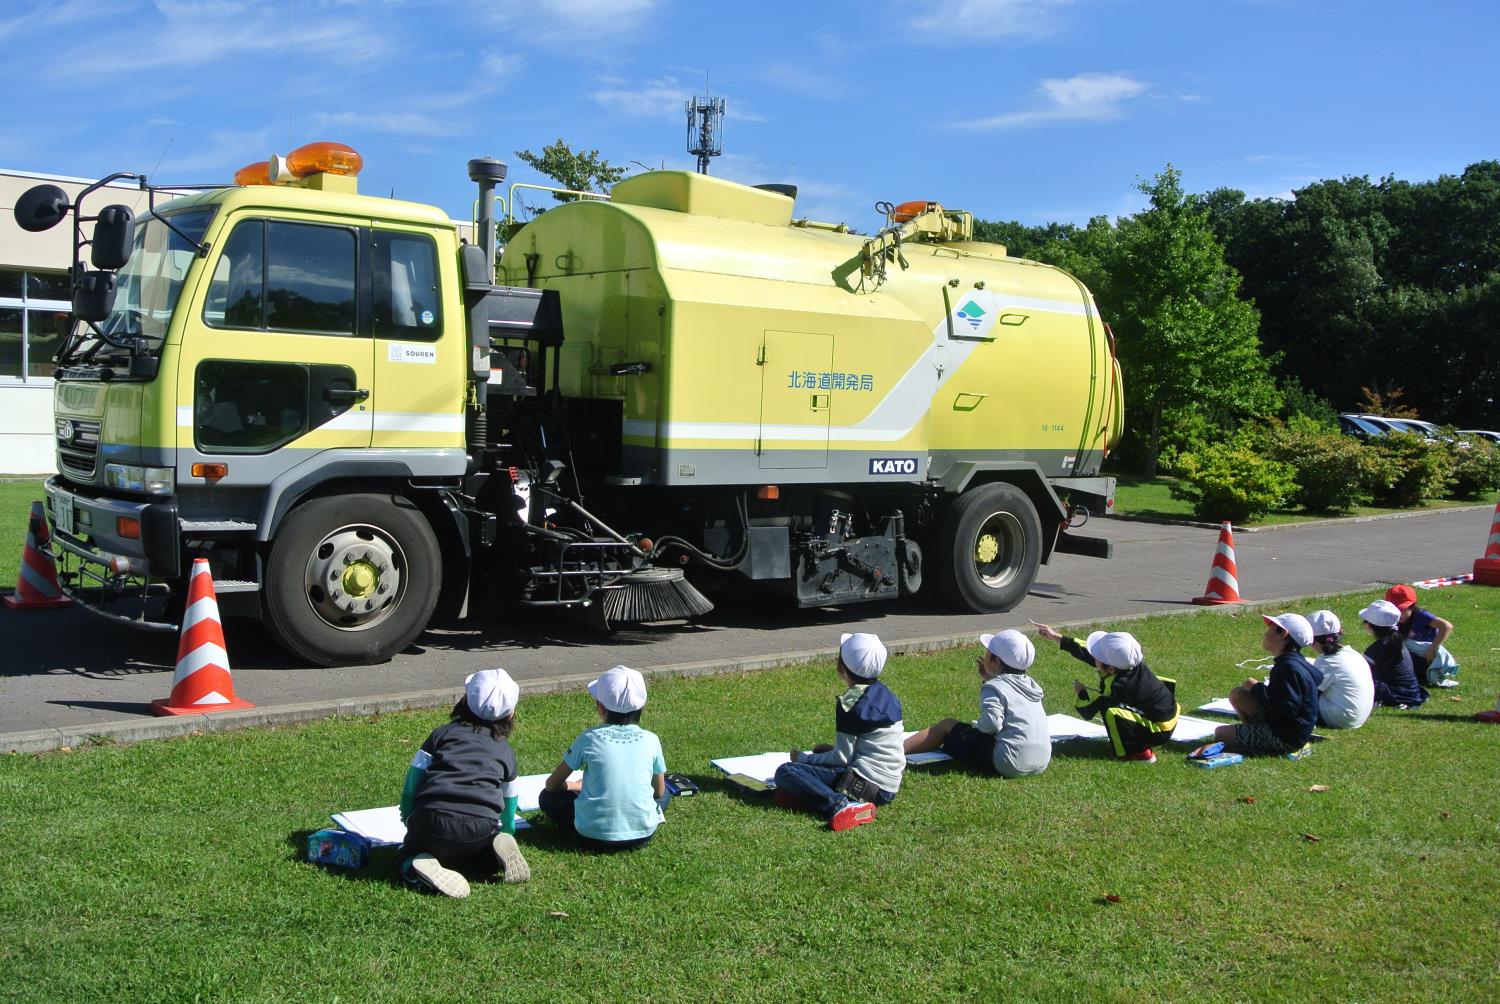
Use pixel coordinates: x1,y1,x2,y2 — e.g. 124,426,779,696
325,387,370,404
810,392,830,411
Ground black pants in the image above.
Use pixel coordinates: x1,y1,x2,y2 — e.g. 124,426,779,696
1101,707,1174,757
398,806,500,873
941,722,1000,773
537,787,667,852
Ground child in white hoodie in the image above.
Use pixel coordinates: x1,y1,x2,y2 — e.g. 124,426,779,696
903,629,1051,778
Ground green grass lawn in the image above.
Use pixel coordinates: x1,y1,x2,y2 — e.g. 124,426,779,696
3,587,1498,1002
0,479,47,590
1112,473,1489,526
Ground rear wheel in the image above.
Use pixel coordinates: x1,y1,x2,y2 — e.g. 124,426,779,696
264,493,440,666
933,482,1042,612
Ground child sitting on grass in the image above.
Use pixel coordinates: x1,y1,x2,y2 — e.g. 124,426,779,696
539,665,670,852
1215,613,1322,756
1307,609,1374,729
774,633,905,831
1384,584,1460,688
1360,600,1428,708
1035,623,1178,763
903,629,1050,778
397,669,531,899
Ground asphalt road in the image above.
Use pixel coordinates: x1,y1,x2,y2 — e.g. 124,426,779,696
1,506,1491,744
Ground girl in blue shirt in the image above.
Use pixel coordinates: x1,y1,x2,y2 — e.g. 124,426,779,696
539,665,669,852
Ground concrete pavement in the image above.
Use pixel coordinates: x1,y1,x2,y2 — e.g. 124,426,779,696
2,505,1491,752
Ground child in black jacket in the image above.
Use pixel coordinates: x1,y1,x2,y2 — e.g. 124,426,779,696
1036,624,1178,763
1216,613,1323,756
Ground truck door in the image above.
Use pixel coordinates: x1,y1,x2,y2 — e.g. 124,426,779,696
368,227,462,451
183,217,374,470
758,329,832,470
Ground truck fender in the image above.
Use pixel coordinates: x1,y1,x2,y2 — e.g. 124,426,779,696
933,461,1068,561
256,456,460,541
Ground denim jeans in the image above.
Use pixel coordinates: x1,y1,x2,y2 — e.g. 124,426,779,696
773,761,895,819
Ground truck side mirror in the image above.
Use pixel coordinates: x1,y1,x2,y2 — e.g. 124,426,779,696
14,184,70,233
91,205,135,270
73,271,117,322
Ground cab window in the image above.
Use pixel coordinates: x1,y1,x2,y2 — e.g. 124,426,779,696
373,231,441,340
203,220,357,336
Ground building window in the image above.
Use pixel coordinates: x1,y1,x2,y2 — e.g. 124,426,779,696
0,267,72,382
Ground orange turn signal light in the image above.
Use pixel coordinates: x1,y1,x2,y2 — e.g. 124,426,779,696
116,516,141,539
756,485,780,500
192,463,228,480
286,141,363,178
233,160,272,186
892,199,934,222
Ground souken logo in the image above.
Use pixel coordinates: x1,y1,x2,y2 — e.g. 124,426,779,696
869,457,919,475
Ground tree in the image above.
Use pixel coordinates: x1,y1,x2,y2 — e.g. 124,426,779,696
1108,167,1279,475
513,139,628,205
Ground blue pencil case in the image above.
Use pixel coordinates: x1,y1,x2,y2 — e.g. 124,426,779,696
1192,752,1244,769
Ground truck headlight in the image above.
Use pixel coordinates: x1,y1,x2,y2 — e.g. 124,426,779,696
104,463,175,496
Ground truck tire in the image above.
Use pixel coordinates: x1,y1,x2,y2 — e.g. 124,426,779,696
263,493,441,666
933,482,1042,613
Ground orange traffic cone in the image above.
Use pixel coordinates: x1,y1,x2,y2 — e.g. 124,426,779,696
151,558,254,716
4,501,72,610
1191,521,1246,605
1473,499,1500,587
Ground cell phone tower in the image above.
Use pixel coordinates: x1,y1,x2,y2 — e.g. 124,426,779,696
685,91,725,175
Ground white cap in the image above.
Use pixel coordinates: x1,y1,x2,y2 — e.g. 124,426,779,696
1307,609,1342,639
465,668,519,721
979,629,1035,671
1262,612,1314,648
839,632,888,679
1085,631,1143,670
588,664,648,714
1359,600,1401,628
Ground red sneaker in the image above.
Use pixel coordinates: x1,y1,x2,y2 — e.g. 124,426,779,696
1122,748,1157,763
829,801,876,831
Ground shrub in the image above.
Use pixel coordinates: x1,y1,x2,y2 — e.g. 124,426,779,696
1168,436,1299,524
1365,432,1454,507
1260,416,1374,514
1447,434,1500,497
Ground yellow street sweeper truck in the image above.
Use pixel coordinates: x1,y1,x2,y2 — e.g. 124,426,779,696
15,143,1121,665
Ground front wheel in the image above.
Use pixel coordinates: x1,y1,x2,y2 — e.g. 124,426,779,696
263,493,441,666
933,482,1043,613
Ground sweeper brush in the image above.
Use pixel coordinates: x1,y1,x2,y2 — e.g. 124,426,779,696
599,567,715,626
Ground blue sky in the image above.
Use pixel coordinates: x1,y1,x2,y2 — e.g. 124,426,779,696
5,0,1496,231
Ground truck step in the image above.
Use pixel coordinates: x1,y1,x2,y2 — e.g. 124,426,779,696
180,519,258,533
209,579,260,593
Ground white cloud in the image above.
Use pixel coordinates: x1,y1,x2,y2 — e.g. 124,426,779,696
592,77,693,118
482,51,524,80
905,0,1074,41
491,0,658,43
309,110,464,138
962,72,1148,130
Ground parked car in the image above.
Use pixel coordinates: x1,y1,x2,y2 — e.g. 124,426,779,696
1339,413,1391,438
1460,429,1500,444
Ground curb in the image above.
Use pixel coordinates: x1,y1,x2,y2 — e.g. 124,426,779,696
3,583,1413,755
1109,502,1493,534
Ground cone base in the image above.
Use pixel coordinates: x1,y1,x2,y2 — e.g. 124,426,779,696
1191,596,1244,606
151,696,256,717
1473,559,1500,587
4,593,73,610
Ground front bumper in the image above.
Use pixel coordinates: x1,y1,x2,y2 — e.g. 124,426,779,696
43,477,181,631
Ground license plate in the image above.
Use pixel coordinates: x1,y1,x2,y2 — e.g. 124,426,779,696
52,493,75,536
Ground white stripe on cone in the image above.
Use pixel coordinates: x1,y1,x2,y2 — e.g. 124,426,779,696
174,643,230,678
180,595,222,631
193,690,232,706
1209,567,1240,592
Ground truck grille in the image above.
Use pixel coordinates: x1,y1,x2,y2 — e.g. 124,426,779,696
57,419,102,478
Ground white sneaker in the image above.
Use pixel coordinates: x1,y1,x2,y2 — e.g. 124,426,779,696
491,833,531,884
409,853,471,898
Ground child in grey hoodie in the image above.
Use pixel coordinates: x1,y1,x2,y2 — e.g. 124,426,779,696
904,630,1051,778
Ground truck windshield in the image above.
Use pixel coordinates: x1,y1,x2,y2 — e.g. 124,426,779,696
65,206,216,362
